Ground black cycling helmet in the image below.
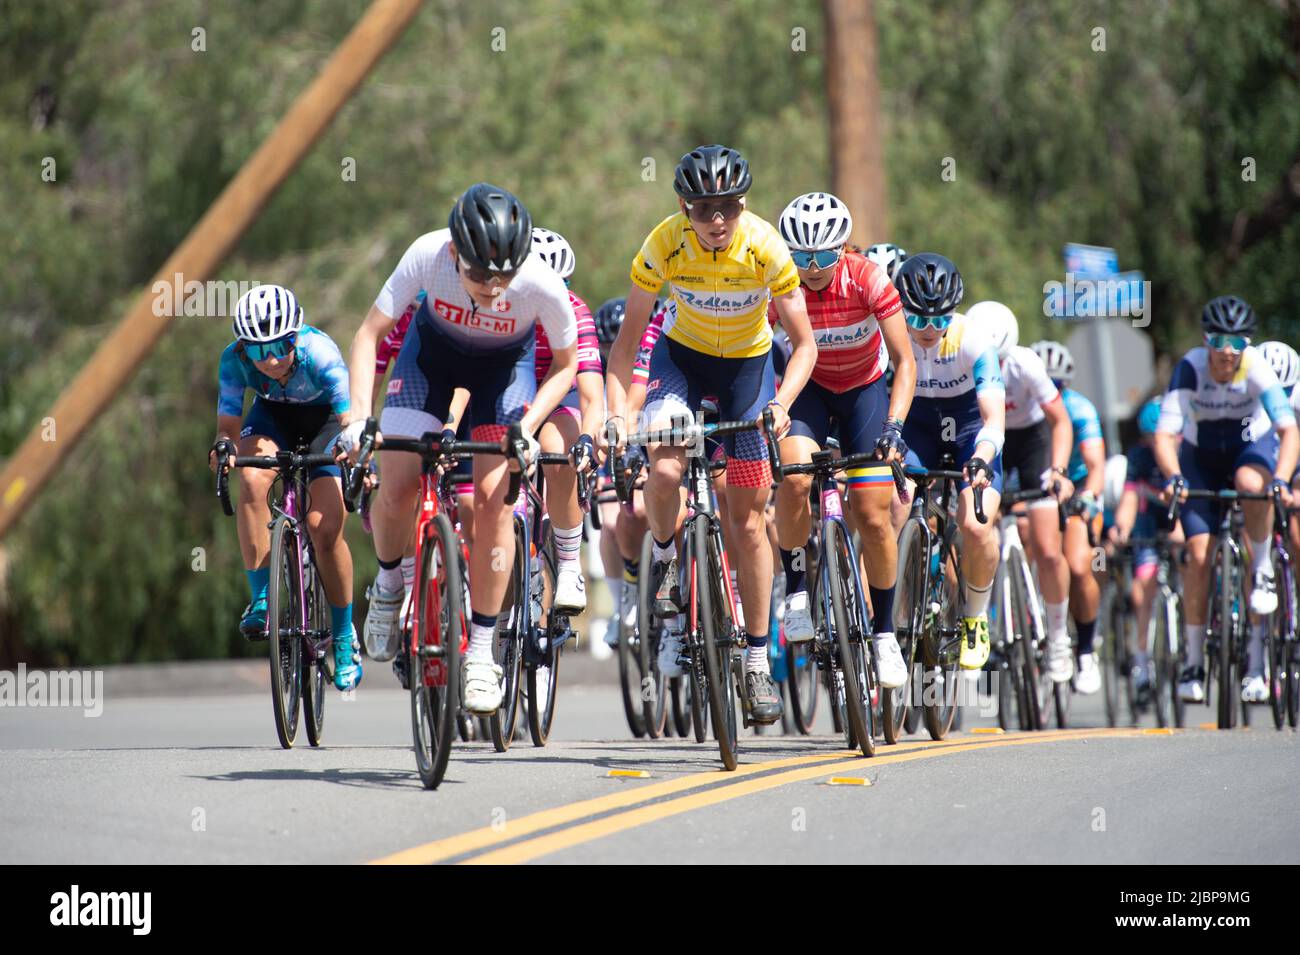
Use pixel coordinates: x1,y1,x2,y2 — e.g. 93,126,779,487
894,252,964,317
594,297,627,345
673,144,752,200
447,182,533,273
1201,295,1256,336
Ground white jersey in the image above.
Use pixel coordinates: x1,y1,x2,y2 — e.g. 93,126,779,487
1157,346,1295,449
910,313,1005,401
1001,345,1059,430
375,229,577,354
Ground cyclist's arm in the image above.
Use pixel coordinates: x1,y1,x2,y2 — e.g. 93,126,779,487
770,290,815,412
606,285,657,426
1080,438,1106,498
880,312,915,423
526,343,577,436
445,388,470,431
1114,486,1139,538
1153,429,1180,483
1258,379,1299,481
348,304,399,425
577,370,605,440
1042,395,1072,472
974,390,1005,462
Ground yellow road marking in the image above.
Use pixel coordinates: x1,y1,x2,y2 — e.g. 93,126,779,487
826,777,870,786
1143,727,1175,735
970,727,1004,734
370,735,994,864
3,478,26,507
462,728,1146,865
1199,722,1218,730
607,769,650,778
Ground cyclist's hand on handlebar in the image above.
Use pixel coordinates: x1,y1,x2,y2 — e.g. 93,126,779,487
963,456,992,491
601,415,627,457
209,438,236,474
762,400,791,439
874,418,907,463
1269,476,1293,508
1041,468,1073,503
1108,522,1128,546
1160,474,1186,506
334,419,369,463
571,434,596,472
505,429,541,476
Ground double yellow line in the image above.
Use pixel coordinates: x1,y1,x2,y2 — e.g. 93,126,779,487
370,727,1152,865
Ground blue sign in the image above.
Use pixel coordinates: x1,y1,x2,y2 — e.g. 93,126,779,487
1045,271,1146,319
1063,243,1119,276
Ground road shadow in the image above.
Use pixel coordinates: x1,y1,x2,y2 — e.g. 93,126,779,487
193,765,459,790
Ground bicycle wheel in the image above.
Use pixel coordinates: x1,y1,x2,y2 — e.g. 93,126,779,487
1288,641,1300,729
1267,544,1294,730
884,519,925,743
826,520,874,756
637,533,668,738
694,514,739,770
489,514,527,752
266,515,303,749
1100,582,1120,727
786,642,819,735
618,534,651,739
526,525,562,747
302,562,328,747
1008,545,1047,731
1214,541,1237,730
1150,592,1170,729
922,530,963,740
1168,591,1186,728
669,677,689,737
411,512,463,789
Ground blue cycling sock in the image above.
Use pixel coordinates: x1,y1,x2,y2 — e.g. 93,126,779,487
780,547,806,594
246,567,271,605
869,585,895,635
1076,618,1097,657
331,604,354,644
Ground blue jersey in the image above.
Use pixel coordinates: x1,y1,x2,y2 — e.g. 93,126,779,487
217,325,351,417
1062,388,1103,483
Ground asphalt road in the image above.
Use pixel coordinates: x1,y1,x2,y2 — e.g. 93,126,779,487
2,656,1297,864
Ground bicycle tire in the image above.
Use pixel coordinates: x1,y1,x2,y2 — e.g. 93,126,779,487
1009,544,1047,731
1215,540,1236,730
826,520,874,756
489,514,527,752
267,515,303,749
1267,547,1290,729
302,563,328,747
786,642,819,735
884,519,925,743
1100,583,1120,727
669,677,689,737
638,533,668,738
411,512,463,789
922,528,963,740
1288,643,1300,728
1150,590,1169,729
618,534,651,738
526,525,562,747
694,515,739,770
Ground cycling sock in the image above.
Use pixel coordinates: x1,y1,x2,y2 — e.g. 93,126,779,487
1249,535,1272,576
246,567,271,604
1185,624,1206,669
376,556,403,593
1075,618,1098,657
553,523,583,570
780,547,806,594
400,555,416,595
468,610,497,662
609,577,624,608
962,579,992,618
1044,600,1069,640
1134,649,1150,668
869,585,895,635
652,536,675,564
1247,622,1265,674
744,633,769,673
330,604,354,643
622,558,639,584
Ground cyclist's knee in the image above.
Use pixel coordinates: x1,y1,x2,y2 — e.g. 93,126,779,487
776,471,812,508
238,467,274,499
649,453,684,488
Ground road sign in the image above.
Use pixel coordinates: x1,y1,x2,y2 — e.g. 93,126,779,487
1065,319,1156,422
1045,270,1147,320
1064,243,1119,276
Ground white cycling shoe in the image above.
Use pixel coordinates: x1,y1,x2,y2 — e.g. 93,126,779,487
873,632,908,689
1178,665,1206,703
463,658,504,714
783,590,814,643
553,566,587,615
657,628,685,679
363,581,404,663
1046,635,1074,684
1250,570,1278,616
1075,652,1101,695
620,583,639,634
1240,673,1268,704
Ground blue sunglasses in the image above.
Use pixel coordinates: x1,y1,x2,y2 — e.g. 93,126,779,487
1205,332,1249,352
243,335,296,361
905,312,954,331
791,249,841,270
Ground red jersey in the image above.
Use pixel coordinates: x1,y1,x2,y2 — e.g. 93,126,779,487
535,291,602,384
375,299,419,374
767,251,900,393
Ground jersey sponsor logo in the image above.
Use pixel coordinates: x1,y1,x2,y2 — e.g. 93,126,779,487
918,374,972,390
647,378,661,392
387,377,402,396
433,297,517,335
674,287,765,313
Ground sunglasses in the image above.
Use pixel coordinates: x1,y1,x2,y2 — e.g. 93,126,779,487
791,248,842,270
243,335,296,361
905,312,954,331
684,198,744,222
458,255,518,286
1205,333,1249,352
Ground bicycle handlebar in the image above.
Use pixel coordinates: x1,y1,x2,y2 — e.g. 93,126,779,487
902,465,988,524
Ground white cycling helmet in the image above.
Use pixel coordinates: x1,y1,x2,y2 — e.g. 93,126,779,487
232,284,304,342
1103,453,1128,513
530,227,576,279
967,300,1018,361
1258,340,1300,390
778,192,854,251
1031,340,1075,384
865,243,908,281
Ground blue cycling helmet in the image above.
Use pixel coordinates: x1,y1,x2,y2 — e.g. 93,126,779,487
1137,397,1161,435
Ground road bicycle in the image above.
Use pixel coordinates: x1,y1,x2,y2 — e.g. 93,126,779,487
216,440,340,750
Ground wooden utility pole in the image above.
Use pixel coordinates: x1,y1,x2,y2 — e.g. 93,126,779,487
823,0,887,247
0,0,424,541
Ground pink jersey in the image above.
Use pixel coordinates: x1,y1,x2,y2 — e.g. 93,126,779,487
632,305,671,384
375,299,419,374
535,291,602,384
767,251,900,393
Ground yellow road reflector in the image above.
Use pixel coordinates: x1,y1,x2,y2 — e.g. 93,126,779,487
970,727,1004,735
826,777,870,786
606,769,650,779
1198,722,1218,730
3,478,26,507
1143,727,1175,735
